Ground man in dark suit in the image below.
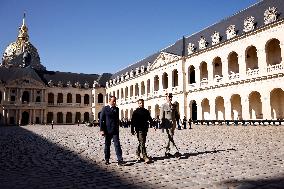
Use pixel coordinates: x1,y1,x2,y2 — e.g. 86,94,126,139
100,96,125,165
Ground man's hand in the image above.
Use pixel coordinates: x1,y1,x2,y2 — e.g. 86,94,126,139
100,131,105,136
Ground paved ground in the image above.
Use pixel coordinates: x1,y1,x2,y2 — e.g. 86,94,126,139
0,124,283,189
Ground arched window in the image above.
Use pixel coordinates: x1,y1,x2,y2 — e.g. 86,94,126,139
188,66,196,84
66,112,72,123
162,73,168,89
84,112,90,122
266,38,282,66
57,112,63,123
67,93,72,103
47,112,53,123
76,94,81,103
22,91,29,103
75,112,81,123
172,69,178,87
48,93,54,104
98,93,103,103
246,46,258,70
57,93,63,103
36,96,41,102
84,94,90,104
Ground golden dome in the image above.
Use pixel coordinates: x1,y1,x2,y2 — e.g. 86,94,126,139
1,13,45,70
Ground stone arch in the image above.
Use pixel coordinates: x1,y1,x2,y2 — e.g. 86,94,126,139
215,96,225,120
201,98,210,120
76,94,81,103
246,46,258,70
172,69,178,87
154,75,159,91
21,111,29,125
125,87,129,98
130,85,134,97
147,79,150,94
116,89,119,99
98,93,103,103
188,65,196,84
270,88,284,119
162,72,168,89
155,104,160,118
213,57,223,78
228,51,239,74
189,100,197,120
67,93,72,103
47,112,53,123
265,38,282,66
231,94,242,120
76,112,81,123
84,94,90,104
84,112,90,122
135,83,139,96
22,91,29,103
249,91,262,119
141,81,145,95
66,112,72,123
200,61,208,81
57,93,63,103
57,112,63,124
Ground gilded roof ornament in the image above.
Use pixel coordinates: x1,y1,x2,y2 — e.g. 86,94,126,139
187,43,195,55
198,36,207,50
211,31,221,45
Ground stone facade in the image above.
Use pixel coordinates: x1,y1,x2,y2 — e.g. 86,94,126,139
0,16,110,126
106,1,284,121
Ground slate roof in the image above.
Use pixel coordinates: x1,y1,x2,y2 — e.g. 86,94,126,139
0,67,112,88
111,0,284,79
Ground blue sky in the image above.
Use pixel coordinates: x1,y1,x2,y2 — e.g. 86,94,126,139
0,0,259,74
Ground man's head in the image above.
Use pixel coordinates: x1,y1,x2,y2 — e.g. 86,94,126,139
137,99,144,108
166,93,173,103
109,95,116,107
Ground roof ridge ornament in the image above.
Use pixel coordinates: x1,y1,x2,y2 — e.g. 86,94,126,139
198,36,207,50
187,43,195,55
264,7,278,25
211,31,221,45
243,16,255,33
226,25,237,39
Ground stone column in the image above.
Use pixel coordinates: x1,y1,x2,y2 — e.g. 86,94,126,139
241,94,250,120
257,48,266,76
209,97,216,120
159,74,163,94
238,52,247,79
261,91,271,119
221,55,229,82
168,71,173,92
208,62,214,84
196,99,202,120
195,67,200,87
224,97,231,120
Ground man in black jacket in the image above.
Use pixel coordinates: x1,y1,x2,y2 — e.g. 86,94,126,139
131,99,153,163
100,96,125,166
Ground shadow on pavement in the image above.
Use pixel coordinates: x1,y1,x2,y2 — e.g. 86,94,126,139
0,126,150,189
217,175,284,189
150,149,236,162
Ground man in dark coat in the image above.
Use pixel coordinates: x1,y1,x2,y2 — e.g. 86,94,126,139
131,99,153,163
100,96,125,165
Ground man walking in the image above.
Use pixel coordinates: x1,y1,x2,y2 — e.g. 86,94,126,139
160,93,181,157
100,96,125,166
131,99,153,163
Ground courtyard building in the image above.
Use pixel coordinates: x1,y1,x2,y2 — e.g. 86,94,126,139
0,15,111,126
106,0,284,121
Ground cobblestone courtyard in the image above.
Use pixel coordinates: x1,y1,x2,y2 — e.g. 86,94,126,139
0,124,284,189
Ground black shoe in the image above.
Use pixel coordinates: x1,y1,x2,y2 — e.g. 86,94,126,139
105,159,110,165
117,160,126,166
174,152,181,158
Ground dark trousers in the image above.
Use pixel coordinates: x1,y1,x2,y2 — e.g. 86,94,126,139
104,134,123,161
136,131,148,158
